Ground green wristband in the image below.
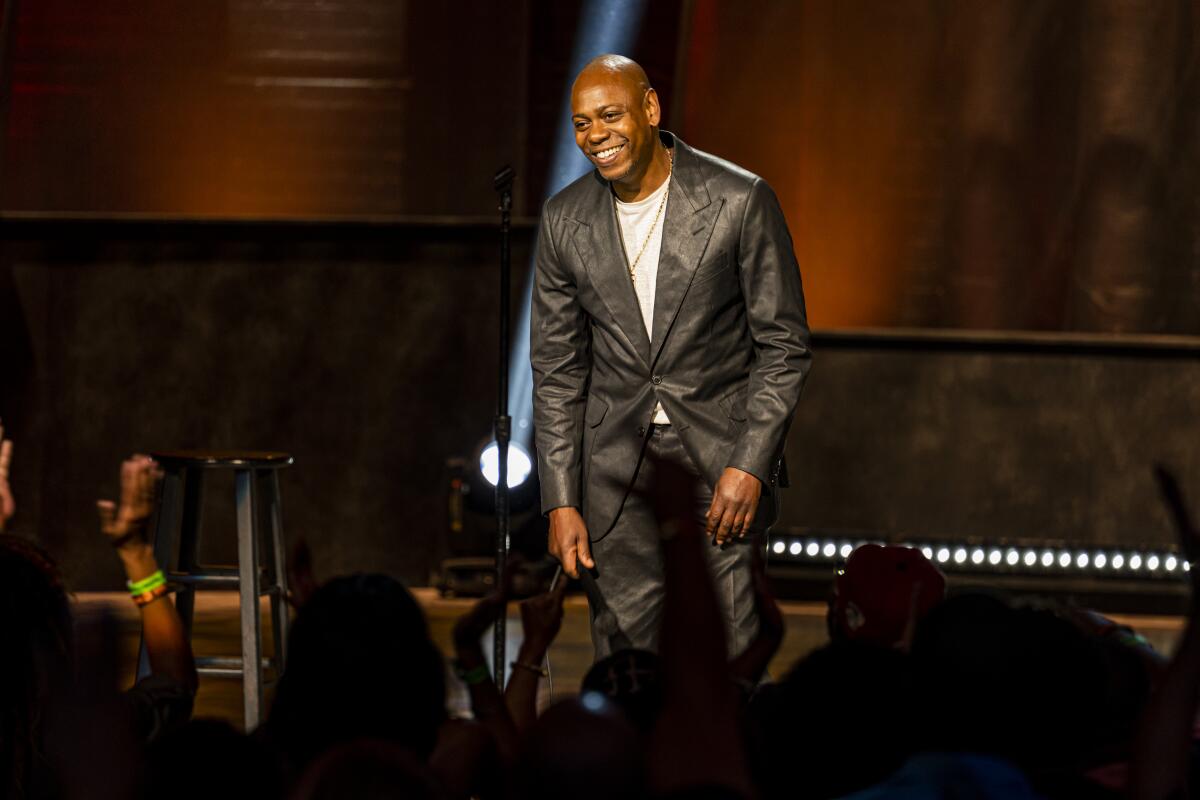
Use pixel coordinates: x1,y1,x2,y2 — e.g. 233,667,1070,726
455,662,491,686
127,570,166,595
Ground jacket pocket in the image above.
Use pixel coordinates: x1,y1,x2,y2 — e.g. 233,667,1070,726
585,396,609,427
690,250,731,288
718,385,749,422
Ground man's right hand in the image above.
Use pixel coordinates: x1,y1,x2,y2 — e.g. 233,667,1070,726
548,506,594,579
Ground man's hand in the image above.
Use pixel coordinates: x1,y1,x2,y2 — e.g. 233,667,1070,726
0,419,14,532
97,454,162,554
706,467,762,545
548,506,594,578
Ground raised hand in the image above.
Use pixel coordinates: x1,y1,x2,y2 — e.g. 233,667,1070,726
517,574,568,657
0,419,13,532
96,454,162,552
706,467,761,545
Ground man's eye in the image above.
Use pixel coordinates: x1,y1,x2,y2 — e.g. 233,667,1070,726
574,121,588,130
604,113,620,121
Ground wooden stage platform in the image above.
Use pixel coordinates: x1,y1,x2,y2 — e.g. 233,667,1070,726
77,588,1186,731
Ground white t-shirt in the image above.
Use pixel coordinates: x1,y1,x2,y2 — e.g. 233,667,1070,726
615,176,671,424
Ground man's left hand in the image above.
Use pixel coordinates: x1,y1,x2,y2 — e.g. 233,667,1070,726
706,467,761,545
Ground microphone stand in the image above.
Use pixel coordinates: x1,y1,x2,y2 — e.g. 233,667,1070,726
491,165,515,688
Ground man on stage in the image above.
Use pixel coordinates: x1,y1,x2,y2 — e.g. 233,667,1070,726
531,55,811,659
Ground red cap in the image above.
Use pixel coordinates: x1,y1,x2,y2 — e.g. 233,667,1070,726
833,544,946,648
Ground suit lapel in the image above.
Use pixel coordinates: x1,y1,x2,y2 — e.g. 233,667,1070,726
650,142,721,367
570,180,651,367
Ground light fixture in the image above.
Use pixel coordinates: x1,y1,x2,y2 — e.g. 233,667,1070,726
479,441,533,488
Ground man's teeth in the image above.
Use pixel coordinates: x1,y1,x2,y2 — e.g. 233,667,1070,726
596,145,623,159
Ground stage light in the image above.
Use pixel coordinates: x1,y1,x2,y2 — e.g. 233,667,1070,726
1129,554,1142,570
480,441,533,488
806,541,820,557
822,542,837,558
1024,551,1038,567
1147,555,1160,571
953,548,967,564
1006,549,1020,566
1076,553,1089,568
840,543,853,558
1094,552,1107,569
1058,552,1071,568
988,549,1002,565
1041,551,1054,568
1112,553,1125,569
789,541,803,556
921,546,933,560
936,547,950,564
1166,555,1178,571
773,540,786,554
971,548,985,565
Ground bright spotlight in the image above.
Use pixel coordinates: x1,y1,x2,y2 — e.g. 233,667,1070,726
1146,555,1160,571
953,548,967,564
1094,553,1107,569
789,541,802,555
1112,553,1125,569
806,541,820,557
480,441,533,488
936,547,950,563
839,543,853,558
1129,554,1142,570
1006,549,1020,566
1058,552,1071,568
1166,555,1178,571
988,549,1002,565
921,546,934,560
1041,551,1054,568
1023,550,1037,567
970,548,985,565
773,540,786,554
822,542,837,558
1075,553,1089,568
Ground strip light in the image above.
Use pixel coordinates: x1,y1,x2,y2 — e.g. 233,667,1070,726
768,537,1190,578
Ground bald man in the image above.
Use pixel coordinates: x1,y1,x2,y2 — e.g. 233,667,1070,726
531,55,811,659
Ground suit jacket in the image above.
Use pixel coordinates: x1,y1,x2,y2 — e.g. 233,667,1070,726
531,132,812,541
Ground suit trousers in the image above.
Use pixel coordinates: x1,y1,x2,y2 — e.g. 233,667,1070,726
588,423,774,661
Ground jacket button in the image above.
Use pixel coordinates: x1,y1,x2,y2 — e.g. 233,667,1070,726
637,426,646,437
651,374,662,385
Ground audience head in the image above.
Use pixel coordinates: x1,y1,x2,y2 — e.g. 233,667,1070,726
910,593,1106,773
265,573,446,775
0,534,72,796
146,718,283,800
830,544,945,648
748,641,914,800
512,693,646,800
292,739,444,800
581,648,662,733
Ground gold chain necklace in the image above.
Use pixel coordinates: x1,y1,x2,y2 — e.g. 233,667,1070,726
623,149,673,283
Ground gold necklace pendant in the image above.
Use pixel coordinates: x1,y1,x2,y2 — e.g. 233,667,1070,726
626,151,673,283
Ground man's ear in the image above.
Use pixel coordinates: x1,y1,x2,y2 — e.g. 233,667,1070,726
645,88,661,127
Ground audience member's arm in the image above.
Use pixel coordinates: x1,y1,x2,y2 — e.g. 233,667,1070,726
451,586,520,762
649,458,755,798
1131,466,1200,800
97,455,198,694
728,541,784,691
0,420,14,532
505,576,567,732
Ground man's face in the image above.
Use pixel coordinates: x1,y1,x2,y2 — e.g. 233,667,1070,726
571,70,659,184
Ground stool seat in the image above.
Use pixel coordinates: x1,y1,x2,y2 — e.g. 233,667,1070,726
151,450,294,468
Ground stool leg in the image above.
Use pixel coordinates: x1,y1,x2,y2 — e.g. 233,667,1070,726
236,468,264,730
173,467,205,640
138,466,184,680
262,469,289,676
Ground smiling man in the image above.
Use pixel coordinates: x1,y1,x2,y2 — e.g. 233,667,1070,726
531,54,812,659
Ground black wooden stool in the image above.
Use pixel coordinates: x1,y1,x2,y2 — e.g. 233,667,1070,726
138,450,293,730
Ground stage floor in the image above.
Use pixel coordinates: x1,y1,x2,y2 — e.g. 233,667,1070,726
76,589,1186,731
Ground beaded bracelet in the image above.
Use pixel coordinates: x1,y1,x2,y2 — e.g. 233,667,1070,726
510,660,548,677
131,583,170,608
